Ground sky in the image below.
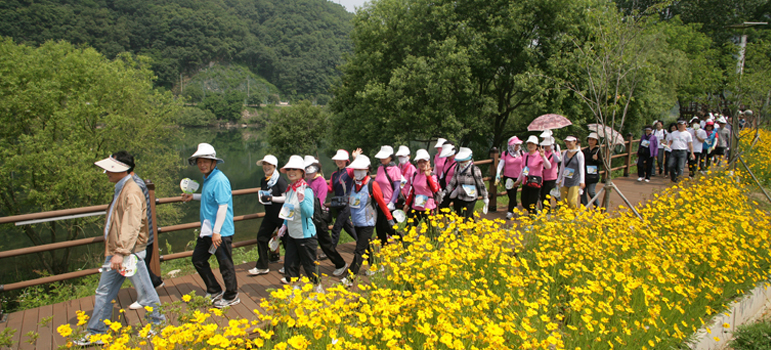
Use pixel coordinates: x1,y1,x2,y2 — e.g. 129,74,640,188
333,0,368,13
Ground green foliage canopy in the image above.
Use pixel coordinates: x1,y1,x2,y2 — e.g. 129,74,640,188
266,101,328,161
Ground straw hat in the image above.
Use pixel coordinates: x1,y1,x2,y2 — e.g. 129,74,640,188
374,145,394,159
414,149,430,162
256,155,278,166
280,155,305,173
347,155,371,170
331,149,349,161
188,143,224,166
395,145,410,157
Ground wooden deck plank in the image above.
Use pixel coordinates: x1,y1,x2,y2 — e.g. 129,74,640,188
6,310,24,348
116,288,140,327
35,304,53,350
17,307,38,350
51,301,68,348
64,299,81,331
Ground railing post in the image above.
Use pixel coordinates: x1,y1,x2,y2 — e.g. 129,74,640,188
624,133,633,177
489,147,499,212
146,180,161,278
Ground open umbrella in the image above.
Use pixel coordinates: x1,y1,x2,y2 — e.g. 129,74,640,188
528,113,572,131
587,123,626,146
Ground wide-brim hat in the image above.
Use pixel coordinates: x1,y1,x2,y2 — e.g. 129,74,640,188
587,132,600,140
540,138,553,146
95,156,131,173
395,145,410,157
564,136,577,142
414,149,430,162
439,143,456,158
347,155,371,170
280,155,306,173
303,155,319,168
525,135,539,145
508,136,523,145
256,155,278,166
374,145,394,159
188,143,224,166
539,130,553,138
331,149,350,161
434,138,447,148
717,117,727,124
304,155,320,173
455,147,473,161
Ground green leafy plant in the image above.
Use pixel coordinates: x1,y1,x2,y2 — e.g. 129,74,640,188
729,319,771,350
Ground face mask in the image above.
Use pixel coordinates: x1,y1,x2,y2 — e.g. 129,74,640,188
459,160,471,168
508,145,517,154
692,124,700,130
354,170,367,181
398,156,409,164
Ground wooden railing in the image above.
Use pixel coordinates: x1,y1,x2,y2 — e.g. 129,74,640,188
0,134,640,293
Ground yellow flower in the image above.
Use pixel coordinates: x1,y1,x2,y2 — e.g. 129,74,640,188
182,294,192,303
56,324,72,337
143,306,153,312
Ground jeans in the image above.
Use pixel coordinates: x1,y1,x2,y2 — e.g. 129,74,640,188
503,176,519,213
580,182,599,208
255,217,282,270
330,206,357,245
656,149,666,174
350,226,375,275
284,236,319,283
88,250,165,334
143,242,163,288
668,150,688,182
192,235,238,300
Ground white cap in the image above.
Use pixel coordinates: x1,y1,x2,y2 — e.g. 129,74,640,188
280,155,306,173
540,138,553,146
331,149,349,161
395,145,410,157
564,136,577,142
347,155,371,170
439,143,455,158
414,149,430,162
525,135,539,145
434,138,447,148
539,129,553,138
455,147,472,161
95,156,131,173
256,155,278,166
188,143,224,166
587,132,600,140
374,145,394,159
717,117,727,124
303,155,318,168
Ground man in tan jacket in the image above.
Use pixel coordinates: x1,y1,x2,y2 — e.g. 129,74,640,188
75,152,165,346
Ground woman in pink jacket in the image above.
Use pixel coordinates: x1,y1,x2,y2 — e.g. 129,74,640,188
515,136,552,215
374,145,403,245
495,136,524,219
403,149,440,227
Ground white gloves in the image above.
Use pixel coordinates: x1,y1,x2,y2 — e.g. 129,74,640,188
482,198,489,215
277,224,287,238
387,202,396,211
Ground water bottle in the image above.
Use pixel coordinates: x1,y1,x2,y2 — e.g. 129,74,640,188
98,264,111,273
208,242,217,254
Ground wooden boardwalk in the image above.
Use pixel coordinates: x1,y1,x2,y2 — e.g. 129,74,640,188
0,174,673,349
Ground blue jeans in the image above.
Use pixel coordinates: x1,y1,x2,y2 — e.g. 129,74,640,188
87,250,165,334
668,150,688,182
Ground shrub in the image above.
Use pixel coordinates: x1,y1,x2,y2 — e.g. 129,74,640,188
729,320,771,350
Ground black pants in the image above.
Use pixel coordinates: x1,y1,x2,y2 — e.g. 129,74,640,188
255,217,282,270
453,199,476,221
375,206,395,246
637,153,654,179
698,151,711,170
688,152,700,177
330,206,357,245
314,220,346,269
192,235,238,300
503,176,519,213
520,186,541,214
350,226,375,275
143,242,163,288
284,236,318,283
407,209,432,227
540,180,557,211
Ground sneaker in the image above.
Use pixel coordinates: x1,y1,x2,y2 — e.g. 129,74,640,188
154,282,165,289
318,253,328,261
644,179,650,183
332,264,349,277
637,177,644,182
214,294,240,309
280,277,290,285
205,291,224,302
129,301,142,310
279,267,285,274
340,277,353,287
248,267,269,275
506,212,514,219
73,334,105,347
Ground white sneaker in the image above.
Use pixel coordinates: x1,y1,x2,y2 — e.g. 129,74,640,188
506,212,513,219
280,277,290,285
637,177,644,182
129,301,142,310
248,267,269,275
73,334,105,346
205,291,224,302
340,277,353,287
213,294,240,309
332,264,349,277
644,179,650,183
279,267,285,274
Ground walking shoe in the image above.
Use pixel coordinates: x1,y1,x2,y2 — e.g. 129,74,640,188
637,177,644,182
73,334,105,346
332,264,349,277
318,252,328,260
205,291,224,302
506,212,514,219
644,179,650,183
279,267,285,274
154,282,165,289
248,267,269,275
129,301,142,310
280,277,290,285
214,294,240,308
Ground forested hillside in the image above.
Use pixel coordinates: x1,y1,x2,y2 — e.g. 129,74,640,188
0,0,354,99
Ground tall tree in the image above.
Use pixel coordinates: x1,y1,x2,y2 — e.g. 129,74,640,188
265,101,329,161
0,38,182,275
329,0,587,152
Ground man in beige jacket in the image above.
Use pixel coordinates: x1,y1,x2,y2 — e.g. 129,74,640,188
75,152,165,346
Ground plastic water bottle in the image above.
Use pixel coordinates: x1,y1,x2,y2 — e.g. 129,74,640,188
98,264,111,273
208,242,217,254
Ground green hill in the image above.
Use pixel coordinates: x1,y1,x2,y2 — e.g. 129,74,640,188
0,0,354,99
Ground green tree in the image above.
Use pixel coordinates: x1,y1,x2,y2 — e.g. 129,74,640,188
329,0,588,152
266,101,328,160
0,37,182,275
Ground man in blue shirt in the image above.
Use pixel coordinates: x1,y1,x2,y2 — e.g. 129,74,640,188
182,143,239,308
